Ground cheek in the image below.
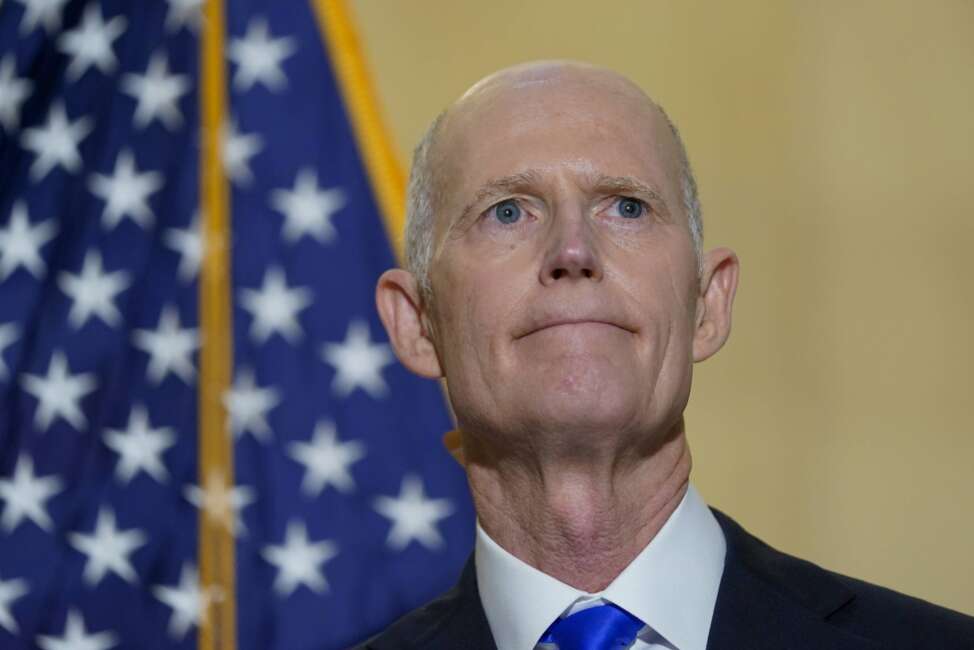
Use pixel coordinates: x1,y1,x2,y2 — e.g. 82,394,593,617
618,250,698,392
432,262,513,377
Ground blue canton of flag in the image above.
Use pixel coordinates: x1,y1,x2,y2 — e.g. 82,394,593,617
0,1,475,648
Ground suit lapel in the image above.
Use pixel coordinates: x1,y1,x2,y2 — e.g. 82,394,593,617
420,558,496,650
367,557,496,650
706,510,882,650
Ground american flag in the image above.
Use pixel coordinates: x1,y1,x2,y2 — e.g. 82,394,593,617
0,0,474,648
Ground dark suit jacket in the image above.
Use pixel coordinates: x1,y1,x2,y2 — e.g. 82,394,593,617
355,509,974,649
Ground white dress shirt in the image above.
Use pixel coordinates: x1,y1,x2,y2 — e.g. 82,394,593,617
475,484,726,650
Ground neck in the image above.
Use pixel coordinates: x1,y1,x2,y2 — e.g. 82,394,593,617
464,420,691,592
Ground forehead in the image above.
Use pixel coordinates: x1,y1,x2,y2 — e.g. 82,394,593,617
432,67,682,215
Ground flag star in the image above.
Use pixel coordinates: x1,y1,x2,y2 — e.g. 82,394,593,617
103,404,176,484
164,0,203,33
222,368,280,442
21,102,93,181
222,116,263,187
0,454,63,533
261,520,338,597
57,251,131,329
36,609,118,650
184,471,256,535
288,419,366,497
321,319,394,399
374,474,455,551
227,16,296,92
20,350,97,432
163,212,205,282
88,149,164,230
270,168,347,244
14,0,69,36
239,266,312,344
0,201,58,281
0,572,29,634
132,304,199,384
0,55,33,132
0,322,17,379
121,52,191,131
153,564,212,640
68,507,147,586
57,3,126,82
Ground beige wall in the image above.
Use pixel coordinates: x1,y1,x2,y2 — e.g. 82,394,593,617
351,0,974,614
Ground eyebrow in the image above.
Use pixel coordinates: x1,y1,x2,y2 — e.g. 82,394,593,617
451,169,672,231
589,174,671,219
455,170,545,226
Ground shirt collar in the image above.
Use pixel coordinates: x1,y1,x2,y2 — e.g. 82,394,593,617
475,484,726,650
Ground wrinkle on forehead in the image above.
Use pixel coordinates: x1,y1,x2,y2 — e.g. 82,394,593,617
425,60,687,263
436,60,676,178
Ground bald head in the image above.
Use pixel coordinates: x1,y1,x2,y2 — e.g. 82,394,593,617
405,61,703,297
456,60,650,105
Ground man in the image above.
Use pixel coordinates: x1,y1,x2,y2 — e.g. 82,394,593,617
360,61,974,649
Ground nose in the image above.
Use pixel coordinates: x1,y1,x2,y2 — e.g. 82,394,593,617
539,209,604,285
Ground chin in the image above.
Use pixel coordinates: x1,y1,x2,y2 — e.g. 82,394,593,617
521,369,642,434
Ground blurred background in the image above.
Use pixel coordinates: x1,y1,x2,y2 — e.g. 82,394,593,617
0,1,970,648
353,0,974,615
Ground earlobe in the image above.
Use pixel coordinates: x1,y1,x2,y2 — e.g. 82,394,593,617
692,247,740,362
375,269,444,379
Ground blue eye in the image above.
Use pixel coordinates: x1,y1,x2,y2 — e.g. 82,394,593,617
616,197,644,218
490,199,522,224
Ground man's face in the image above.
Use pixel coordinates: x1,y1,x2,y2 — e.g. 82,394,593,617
425,68,705,452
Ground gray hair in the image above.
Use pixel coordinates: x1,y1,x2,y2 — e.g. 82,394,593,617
404,107,704,299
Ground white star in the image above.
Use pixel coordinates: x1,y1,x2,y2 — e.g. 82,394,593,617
68,507,147,586
270,168,346,244
261,519,338,597
238,266,312,344
288,420,366,497
164,0,203,33
20,350,97,432
374,474,454,551
0,572,28,634
103,404,176,484
132,304,199,384
0,454,63,533
163,212,205,283
321,319,394,399
153,564,212,640
121,52,191,131
57,4,126,81
15,0,69,36
0,322,17,379
57,251,131,329
222,116,263,187
0,201,58,281
227,16,296,92
184,471,256,536
0,55,33,132
222,368,280,442
88,149,163,230
36,609,117,650
21,101,93,181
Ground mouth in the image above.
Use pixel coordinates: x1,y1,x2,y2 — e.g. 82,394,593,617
516,319,634,339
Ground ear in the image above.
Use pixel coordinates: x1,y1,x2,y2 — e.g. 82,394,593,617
375,269,443,378
692,247,740,362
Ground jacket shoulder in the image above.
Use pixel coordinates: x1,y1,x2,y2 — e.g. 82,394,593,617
826,570,974,648
712,508,974,649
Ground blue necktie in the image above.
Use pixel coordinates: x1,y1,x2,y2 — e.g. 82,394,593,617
538,602,645,650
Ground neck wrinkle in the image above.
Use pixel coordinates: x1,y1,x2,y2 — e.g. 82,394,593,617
465,421,692,593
